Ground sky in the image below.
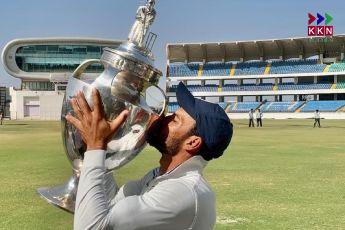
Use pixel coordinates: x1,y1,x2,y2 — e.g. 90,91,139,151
0,0,344,87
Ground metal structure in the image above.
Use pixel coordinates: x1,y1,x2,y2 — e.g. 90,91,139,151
37,0,166,213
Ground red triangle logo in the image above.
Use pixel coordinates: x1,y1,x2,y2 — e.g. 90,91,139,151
308,13,316,25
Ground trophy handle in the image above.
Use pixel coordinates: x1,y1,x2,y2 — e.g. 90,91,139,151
71,59,103,80
149,84,167,116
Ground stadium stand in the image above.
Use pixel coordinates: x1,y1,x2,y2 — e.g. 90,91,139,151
261,101,305,112
166,36,345,119
169,84,219,92
169,63,199,77
301,101,345,112
234,61,267,75
269,59,325,74
169,83,333,92
223,84,273,91
168,102,180,113
336,82,345,89
328,62,345,72
168,60,345,78
227,102,261,112
168,99,345,113
203,62,232,76
278,83,332,90
218,102,228,110
168,101,228,113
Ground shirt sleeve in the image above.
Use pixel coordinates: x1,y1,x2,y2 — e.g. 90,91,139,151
74,150,196,230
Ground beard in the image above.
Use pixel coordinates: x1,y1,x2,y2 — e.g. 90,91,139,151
146,116,184,156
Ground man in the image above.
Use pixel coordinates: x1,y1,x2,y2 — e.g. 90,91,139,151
66,82,233,230
0,111,3,125
248,108,255,127
255,109,263,127
314,109,321,128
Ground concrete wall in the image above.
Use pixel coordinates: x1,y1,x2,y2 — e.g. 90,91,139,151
228,112,345,120
10,88,64,120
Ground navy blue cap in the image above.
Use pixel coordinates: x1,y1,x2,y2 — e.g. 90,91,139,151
176,82,233,160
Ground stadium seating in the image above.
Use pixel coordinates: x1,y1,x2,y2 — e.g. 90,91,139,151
169,84,219,93
261,101,304,112
234,61,267,75
223,84,273,91
301,101,345,112
227,102,261,112
168,102,180,113
168,101,345,113
336,82,345,89
168,102,227,113
169,83,334,93
169,63,200,77
269,59,325,74
328,63,345,72
168,59,333,77
278,83,332,90
218,102,228,110
203,62,232,76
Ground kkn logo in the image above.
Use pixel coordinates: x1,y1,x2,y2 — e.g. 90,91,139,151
308,13,333,37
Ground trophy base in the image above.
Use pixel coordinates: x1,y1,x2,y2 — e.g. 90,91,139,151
37,172,79,213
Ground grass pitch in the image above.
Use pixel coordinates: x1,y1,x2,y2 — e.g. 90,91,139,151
0,119,344,229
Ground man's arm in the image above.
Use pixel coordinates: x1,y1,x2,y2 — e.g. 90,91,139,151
74,150,195,230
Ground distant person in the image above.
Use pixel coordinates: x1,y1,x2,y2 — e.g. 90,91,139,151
314,109,321,128
255,109,263,127
0,112,3,125
249,109,255,127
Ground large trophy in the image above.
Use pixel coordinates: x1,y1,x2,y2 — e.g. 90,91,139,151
37,0,166,213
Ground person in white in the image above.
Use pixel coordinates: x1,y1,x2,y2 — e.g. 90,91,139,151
66,82,233,230
255,109,263,127
314,109,321,128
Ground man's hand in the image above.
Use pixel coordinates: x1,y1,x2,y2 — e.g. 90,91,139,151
66,89,129,151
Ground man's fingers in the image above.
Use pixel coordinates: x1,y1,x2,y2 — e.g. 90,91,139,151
92,88,105,118
70,98,83,120
77,91,92,116
109,110,130,133
65,113,83,131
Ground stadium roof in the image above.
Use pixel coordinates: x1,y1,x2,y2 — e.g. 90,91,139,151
167,34,345,63
2,37,123,81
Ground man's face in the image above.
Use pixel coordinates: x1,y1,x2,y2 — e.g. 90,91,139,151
146,108,196,155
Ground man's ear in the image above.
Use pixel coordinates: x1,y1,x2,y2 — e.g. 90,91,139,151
184,136,203,156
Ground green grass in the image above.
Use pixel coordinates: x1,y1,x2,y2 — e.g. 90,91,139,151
0,119,345,229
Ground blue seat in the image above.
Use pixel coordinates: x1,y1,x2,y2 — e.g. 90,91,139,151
169,63,200,77
301,101,345,112
228,102,261,112
203,62,232,76
261,101,304,112
234,61,266,75
270,59,325,74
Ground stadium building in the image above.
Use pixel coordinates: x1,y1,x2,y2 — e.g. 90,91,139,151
2,35,345,120
0,86,10,118
2,38,121,120
166,35,345,119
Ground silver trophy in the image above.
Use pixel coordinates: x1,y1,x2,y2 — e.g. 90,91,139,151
37,0,166,213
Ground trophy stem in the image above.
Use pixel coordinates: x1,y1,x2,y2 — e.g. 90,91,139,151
37,169,80,213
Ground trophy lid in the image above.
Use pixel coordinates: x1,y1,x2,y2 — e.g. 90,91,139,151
100,0,162,84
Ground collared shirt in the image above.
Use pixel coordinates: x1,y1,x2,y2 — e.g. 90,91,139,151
314,112,320,119
249,111,254,119
255,111,262,119
74,151,216,230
